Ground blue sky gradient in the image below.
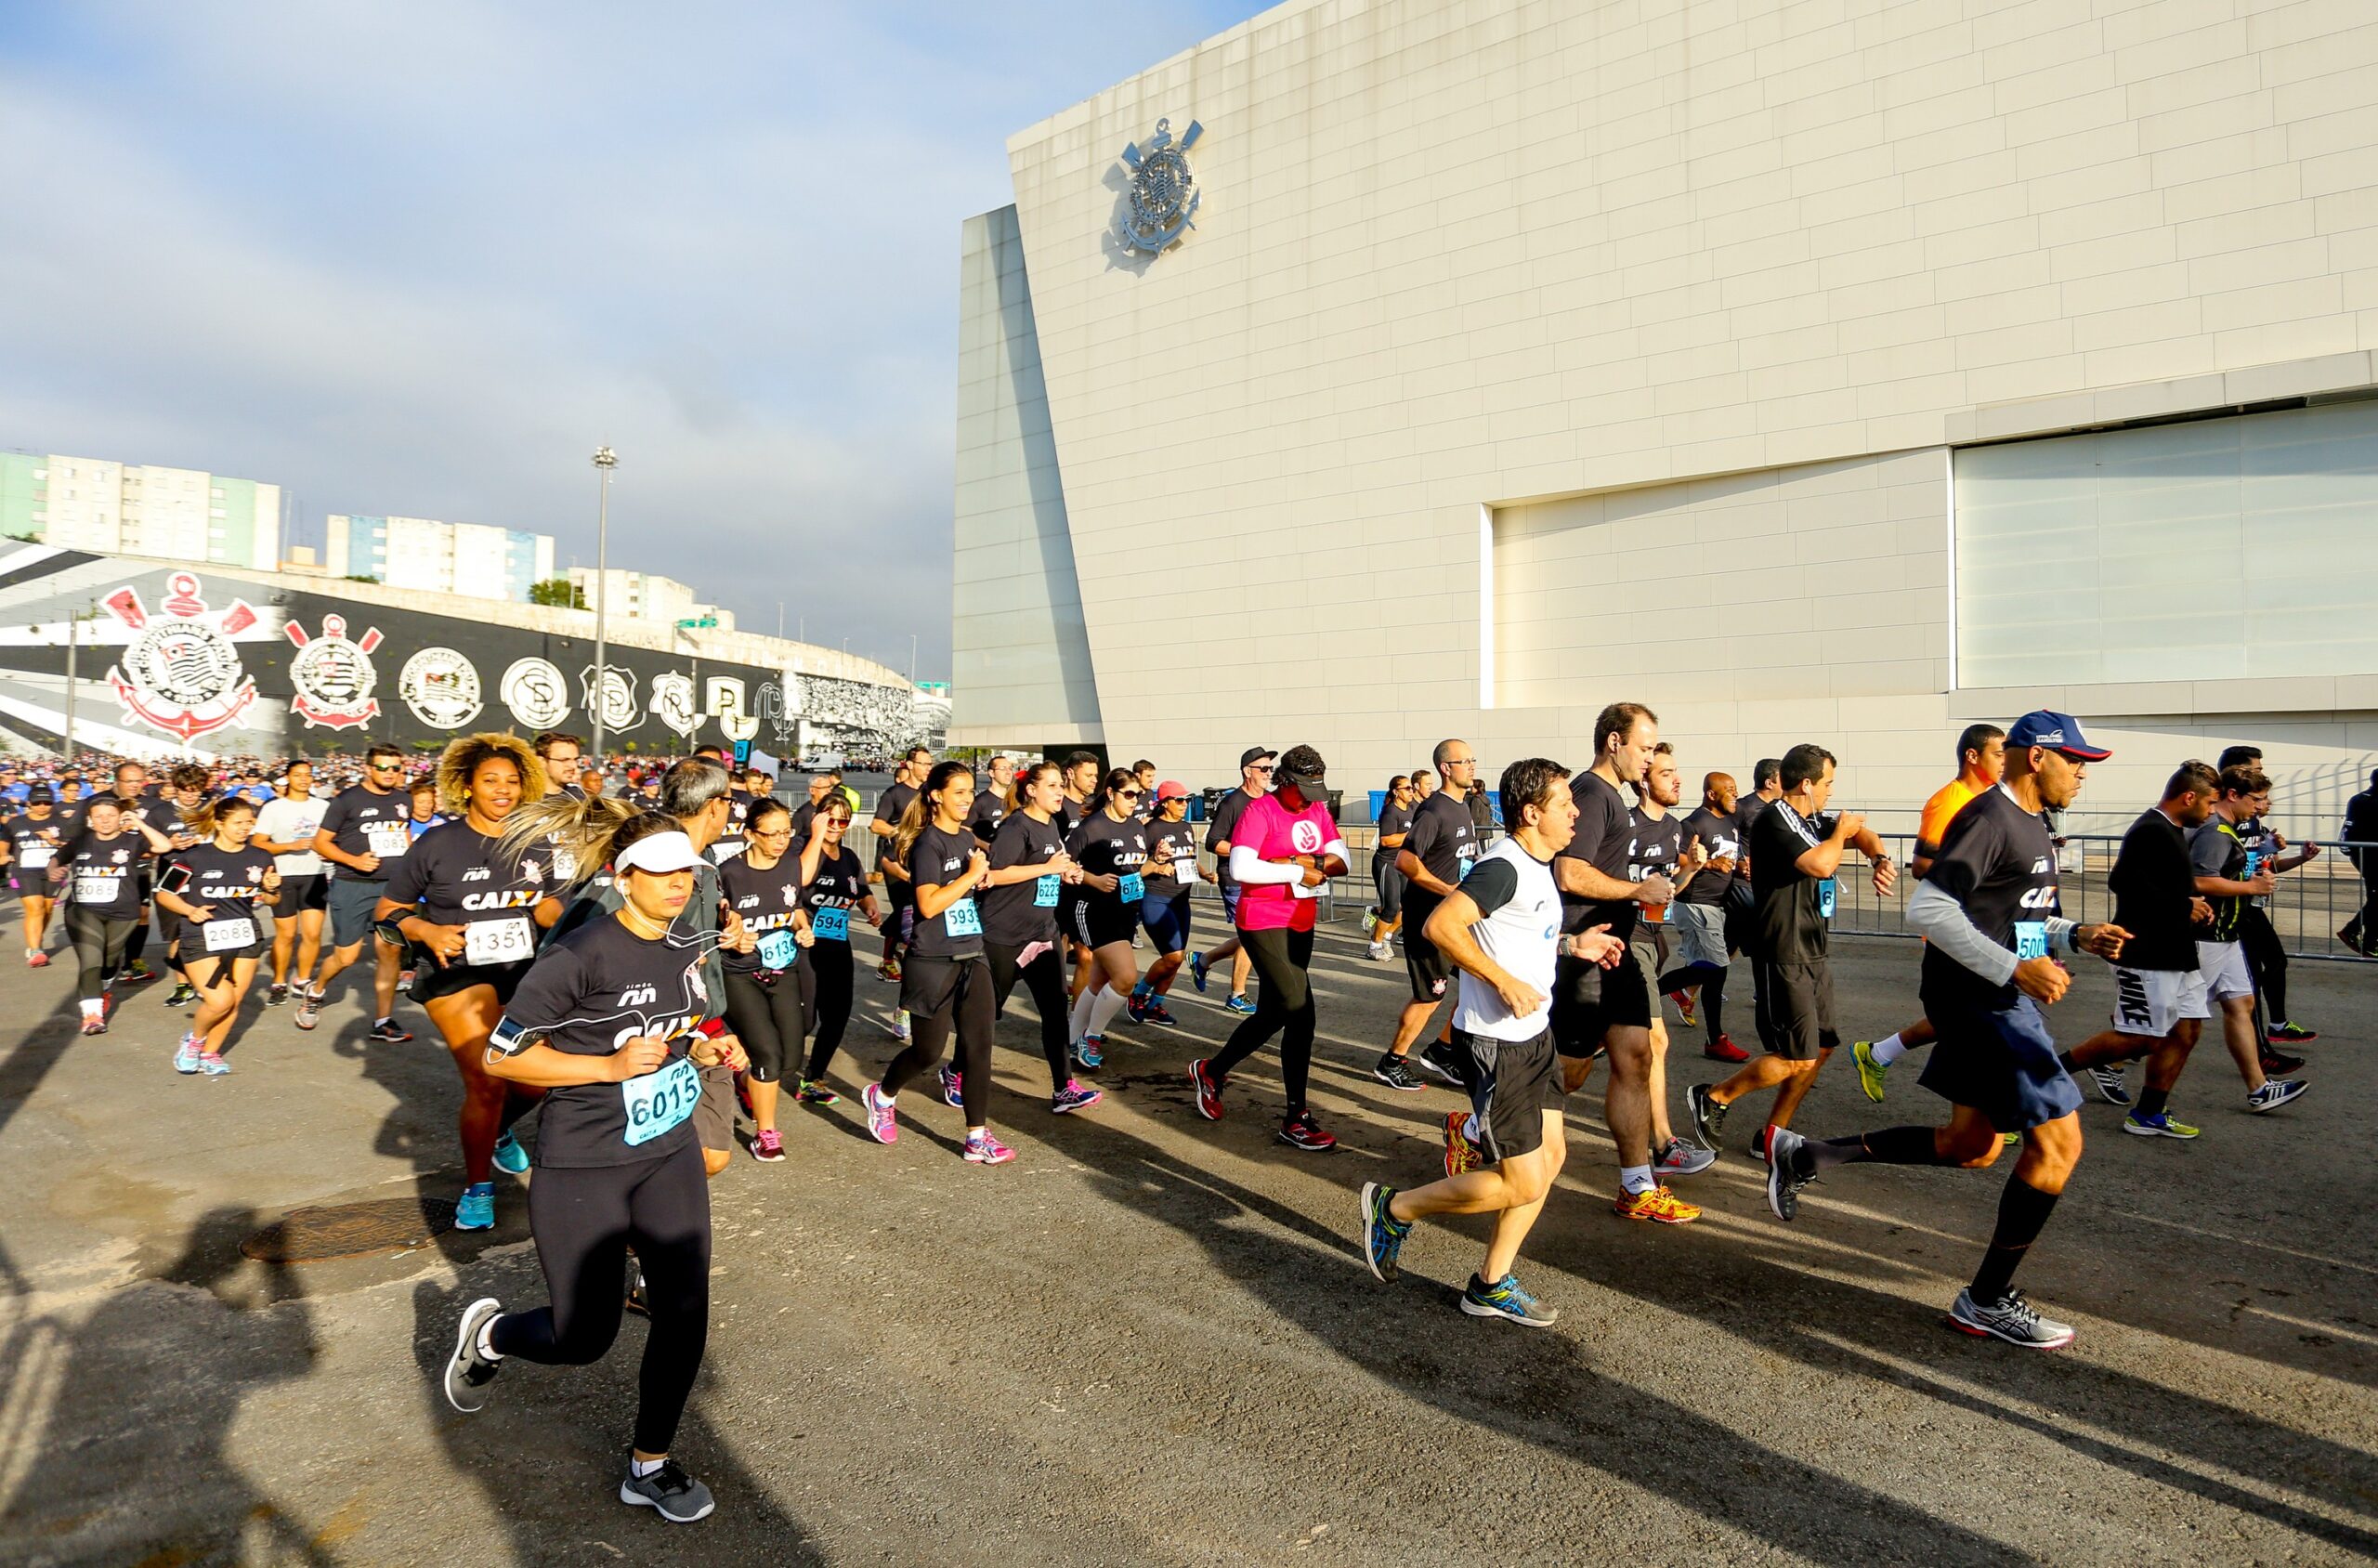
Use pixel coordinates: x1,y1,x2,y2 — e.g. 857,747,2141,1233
0,2,1262,678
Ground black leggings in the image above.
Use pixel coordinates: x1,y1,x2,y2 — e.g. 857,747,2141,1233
723,968,804,1083
798,940,855,1081
489,1143,712,1456
986,939,1073,1091
2239,907,2288,1025
882,954,995,1122
1209,924,1315,1114
1658,960,1729,1048
66,907,137,1002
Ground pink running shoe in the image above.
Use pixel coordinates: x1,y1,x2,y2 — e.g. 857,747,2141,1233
27,950,49,969
750,1128,785,1163
861,1082,897,1144
962,1130,1014,1165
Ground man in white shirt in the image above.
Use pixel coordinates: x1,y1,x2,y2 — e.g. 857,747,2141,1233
253,760,329,1006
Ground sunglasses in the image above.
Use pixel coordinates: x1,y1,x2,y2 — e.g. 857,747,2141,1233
369,761,402,772
1116,789,1143,800
1251,764,1276,774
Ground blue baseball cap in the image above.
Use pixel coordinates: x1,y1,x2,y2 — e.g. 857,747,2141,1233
2006,710,2110,762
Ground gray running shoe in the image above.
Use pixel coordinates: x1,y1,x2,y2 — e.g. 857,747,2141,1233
621,1458,716,1522
1653,1136,1717,1179
1765,1127,1816,1221
443,1297,503,1413
2087,1066,2132,1107
1947,1287,2073,1349
2246,1078,2308,1114
1686,1083,1727,1150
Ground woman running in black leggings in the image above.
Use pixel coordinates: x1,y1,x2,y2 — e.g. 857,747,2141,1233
443,818,749,1524
980,761,1099,1114
716,798,811,1162
54,796,173,1034
794,794,875,1091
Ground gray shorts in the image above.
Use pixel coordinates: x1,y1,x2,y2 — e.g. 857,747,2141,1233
1670,902,1729,971
327,876,387,949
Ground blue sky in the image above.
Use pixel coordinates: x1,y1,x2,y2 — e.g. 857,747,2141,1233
0,2,1262,679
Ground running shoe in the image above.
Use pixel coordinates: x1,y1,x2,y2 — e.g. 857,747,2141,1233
294,993,321,1032
1443,1110,1481,1177
1359,1182,1411,1283
26,950,48,969
750,1128,786,1162
735,1077,755,1121
1222,994,1256,1016
1276,1110,1338,1152
620,1458,716,1524
2122,1111,2201,1139
79,1015,105,1037
123,960,158,985
1188,1058,1224,1120
1417,1038,1467,1086
1051,1079,1103,1114
453,1182,495,1231
938,1065,963,1108
861,1082,898,1143
1189,951,1209,992
1850,1039,1888,1103
369,1018,414,1044
265,983,289,1007
1612,1183,1700,1223
491,1129,529,1176
166,981,197,1008
888,1010,910,1044
1460,1273,1559,1327
1143,999,1179,1026
2246,1078,2308,1114
1947,1287,2073,1349
2087,1066,2133,1107
793,1079,841,1105
1361,906,1379,936
962,1130,1015,1165
1765,1127,1815,1221
199,1049,229,1077
1371,1052,1425,1092
877,958,902,984
173,1035,203,1075
1685,1083,1727,1150
2266,1021,2318,1044
2259,1047,2306,1076
1125,994,1151,1026
1653,1136,1717,1179
1702,1033,1748,1064
1666,989,1696,1027
443,1297,505,1414
1074,1035,1104,1071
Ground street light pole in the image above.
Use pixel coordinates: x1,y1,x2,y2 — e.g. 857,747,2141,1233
62,605,79,762
591,446,617,761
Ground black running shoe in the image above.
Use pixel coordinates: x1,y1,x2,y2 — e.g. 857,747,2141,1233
2259,1047,2306,1076
1686,1083,1727,1150
1371,1052,1425,1092
1765,1127,1815,1222
443,1297,504,1413
1416,1039,1466,1086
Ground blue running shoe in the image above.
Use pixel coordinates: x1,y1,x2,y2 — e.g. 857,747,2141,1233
1223,994,1257,1016
939,1065,964,1108
491,1130,530,1176
453,1182,496,1232
173,1035,203,1075
1125,995,1150,1026
1051,1078,1103,1114
1074,1035,1104,1071
1189,952,1209,993
1360,1183,1411,1283
1460,1273,1559,1327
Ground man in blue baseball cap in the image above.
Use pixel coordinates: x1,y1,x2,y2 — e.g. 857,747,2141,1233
1764,710,2131,1350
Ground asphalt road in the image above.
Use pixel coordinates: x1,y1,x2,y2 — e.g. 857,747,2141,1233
0,906,2372,1565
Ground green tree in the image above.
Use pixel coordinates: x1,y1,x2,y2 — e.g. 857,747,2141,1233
529,577,588,609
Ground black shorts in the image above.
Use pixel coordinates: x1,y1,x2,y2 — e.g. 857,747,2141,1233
1071,897,1139,950
1404,928,1452,1004
13,876,51,901
328,876,387,948
1549,947,1652,1057
1917,992,2084,1133
410,958,530,1007
1749,959,1837,1062
184,938,268,973
273,872,328,916
1457,1027,1559,1163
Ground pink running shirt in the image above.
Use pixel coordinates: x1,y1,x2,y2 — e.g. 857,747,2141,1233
1233,792,1339,934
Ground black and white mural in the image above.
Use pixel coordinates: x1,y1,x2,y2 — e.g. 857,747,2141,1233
0,544,935,759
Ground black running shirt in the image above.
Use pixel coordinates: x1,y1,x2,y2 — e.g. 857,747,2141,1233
384,821,553,972
159,843,273,952
320,784,414,878
1747,801,1836,964
1674,805,1738,908
1402,791,1478,909
905,823,985,960
1919,786,2059,1013
1556,770,1638,941
61,832,148,919
870,782,917,872
717,851,805,975
982,812,1069,947
2109,807,2197,973
1143,817,1202,903
1066,810,1151,921
1202,788,1256,887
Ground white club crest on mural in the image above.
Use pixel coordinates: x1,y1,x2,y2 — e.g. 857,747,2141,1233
651,672,699,738
1120,117,1202,254
580,664,638,732
284,613,384,730
500,657,571,731
101,573,261,742
398,647,484,728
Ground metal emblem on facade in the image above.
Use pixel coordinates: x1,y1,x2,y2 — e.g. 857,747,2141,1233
581,664,639,733
398,647,484,729
500,657,571,731
284,613,384,730
1120,117,1202,254
101,573,261,742
651,672,699,738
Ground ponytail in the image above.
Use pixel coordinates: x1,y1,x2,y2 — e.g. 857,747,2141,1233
494,790,635,890
894,760,974,863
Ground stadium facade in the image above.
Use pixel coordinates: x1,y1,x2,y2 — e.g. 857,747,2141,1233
0,542,937,763
952,0,2378,832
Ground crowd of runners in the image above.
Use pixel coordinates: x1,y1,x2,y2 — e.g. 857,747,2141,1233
0,709,2362,1525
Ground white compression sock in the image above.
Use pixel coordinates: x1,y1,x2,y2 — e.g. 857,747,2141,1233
477,1318,504,1360
1619,1164,1657,1196
632,1455,664,1478
1869,1031,1907,1065
1086,984,1129,1039
1068,985,1098,1042
80,998,103,1018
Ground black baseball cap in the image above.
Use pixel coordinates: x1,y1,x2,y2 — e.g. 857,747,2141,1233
1239,746,1276,770
1277,744,1326,791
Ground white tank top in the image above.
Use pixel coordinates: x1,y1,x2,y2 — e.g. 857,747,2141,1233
1453,837,1562,1041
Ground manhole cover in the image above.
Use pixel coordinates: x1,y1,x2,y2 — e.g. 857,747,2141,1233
242,1196,459,1262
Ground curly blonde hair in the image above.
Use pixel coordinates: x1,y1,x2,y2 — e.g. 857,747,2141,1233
434,732,548,818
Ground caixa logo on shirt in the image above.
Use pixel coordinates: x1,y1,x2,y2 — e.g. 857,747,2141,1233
460,889,541,911
611,1013,701,1049
2018,886,2058,909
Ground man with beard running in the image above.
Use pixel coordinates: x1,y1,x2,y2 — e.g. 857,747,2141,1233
1372,738,1482,1093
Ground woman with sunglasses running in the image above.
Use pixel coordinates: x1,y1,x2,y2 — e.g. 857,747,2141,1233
980,761,1099,1114
1189,744,1349,1152
379,734,564,1232
1064,768,1153,1070
716,798,809,1162
1127,781,1205,1026
794,794,876,1096
155,794,281,1075
861,761,1012,1163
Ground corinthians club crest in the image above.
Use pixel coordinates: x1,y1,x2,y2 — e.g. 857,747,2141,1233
284,613,383,730
101,573,261,742
651,671,699,738
399,647,484,729
1120,118,1201,254
501,657,571,731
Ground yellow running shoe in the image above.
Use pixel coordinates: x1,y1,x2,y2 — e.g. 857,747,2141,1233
1851,1039,1888,1104
1443,1110,1482,1178
1613,1184,1701,1224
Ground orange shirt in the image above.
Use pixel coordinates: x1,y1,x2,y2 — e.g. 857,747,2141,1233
1917,777,1983,856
